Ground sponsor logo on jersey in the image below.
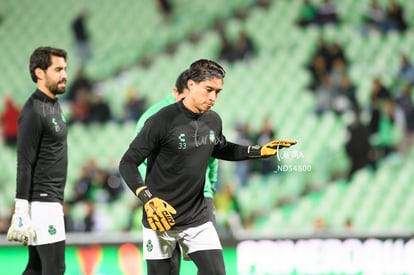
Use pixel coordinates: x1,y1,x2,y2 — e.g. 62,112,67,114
178,133,186,149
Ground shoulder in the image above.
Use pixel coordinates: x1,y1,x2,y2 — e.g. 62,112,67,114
145,95,174,115
203,110,221,122
20,94,41,117
143,103,177,127
155,102,180,117
18,95,45,128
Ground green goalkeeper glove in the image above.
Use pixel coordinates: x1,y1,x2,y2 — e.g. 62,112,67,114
248,139,297,158
136,186,176,232
7,199,36,246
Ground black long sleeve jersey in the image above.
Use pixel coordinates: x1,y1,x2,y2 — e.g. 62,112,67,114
119,100,251,229
16,89,68,203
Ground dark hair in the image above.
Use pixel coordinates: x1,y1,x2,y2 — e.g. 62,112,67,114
175,69,190,94
187,59,226,83
29,46,67,83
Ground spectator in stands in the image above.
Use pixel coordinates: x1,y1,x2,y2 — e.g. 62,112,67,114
71,10,92,66
0,201,13,234
69,87,91,124
315,0,339,26
312,217,331,237
218,29,256,63
88,92,112,123
156,0,173,21
218,30,238,63
0,95,20,147
386,0,408,32
394,84,414,154
344,217,353,230
297,0,317,27
374,98,405,159
315,73,336,115
327,42,348,69
213,182,243,236
307,36,335,91
307,53,329,91
65,68,93,102
233,30,256,61
255,116,276,176
0,215,9,234
67,160,96,205
368,95,381,135
333,74,359,115
314,36,331,63
121,86,147,122
362,0,387,34
96,167,124,203
83,200,97,232
313,217,327,230
256,0,271,9
396,54,414,87
345,109,374,180
371,78,392,100
329,58,348,89
368,78,391,135
363,0,408,34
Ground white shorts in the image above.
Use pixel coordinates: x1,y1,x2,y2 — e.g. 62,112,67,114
30,202,65,246
142,221,222,260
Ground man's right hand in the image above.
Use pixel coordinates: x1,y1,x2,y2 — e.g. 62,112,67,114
144,197,176,232
136,186,176,232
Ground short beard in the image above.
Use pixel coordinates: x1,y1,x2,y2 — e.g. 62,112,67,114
52,88,66,95
47,82,66,95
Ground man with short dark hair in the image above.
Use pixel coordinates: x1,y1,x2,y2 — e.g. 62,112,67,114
119,59,296,274
135,69,219,274
7,46,68,275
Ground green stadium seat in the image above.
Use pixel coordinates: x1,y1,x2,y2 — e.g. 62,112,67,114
2,0,414,235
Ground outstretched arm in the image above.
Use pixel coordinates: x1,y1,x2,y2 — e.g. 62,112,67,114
212,138,297,160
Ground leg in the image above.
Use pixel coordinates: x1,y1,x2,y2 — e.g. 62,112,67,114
23,246,42,275
179,222,223,274
189,249,226,275
147,259,174,275
142,226,179,275
37,241,66,275
170,245,181,275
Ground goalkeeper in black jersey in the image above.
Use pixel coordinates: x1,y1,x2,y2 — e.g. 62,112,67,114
119,59,296,275
7,47,68,275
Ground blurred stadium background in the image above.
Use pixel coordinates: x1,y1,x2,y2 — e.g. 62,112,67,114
1,0,414,274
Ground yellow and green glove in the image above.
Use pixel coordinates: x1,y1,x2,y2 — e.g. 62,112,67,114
136,186,176,232
248,139,297,158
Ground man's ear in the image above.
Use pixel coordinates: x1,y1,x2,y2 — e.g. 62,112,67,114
172,87,179,101
34,68,44,81
187,79,195,90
